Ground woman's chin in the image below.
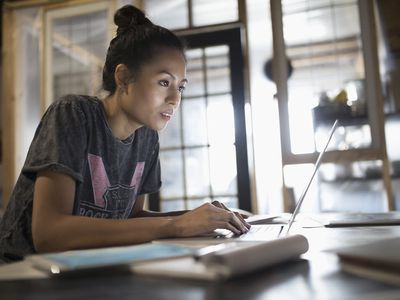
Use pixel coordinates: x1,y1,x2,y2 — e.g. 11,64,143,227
148,122,168,131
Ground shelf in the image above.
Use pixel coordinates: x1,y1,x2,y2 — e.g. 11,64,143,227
320,174,400,183
312,106,369,127
282,148,385,165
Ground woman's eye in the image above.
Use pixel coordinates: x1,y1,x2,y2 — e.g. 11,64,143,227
178,86,186,93
159,80,169,87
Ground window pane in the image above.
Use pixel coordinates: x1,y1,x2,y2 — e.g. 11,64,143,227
185,49,205,97
159,108,182,148
207,94,235,146
160,150,184,199
182,98,208,146
213,197,238,209
205,45,231,94
52,10,107,100
187,198,211,210
161,199,186,212
209,145,237,195
283,0,355,15
320,180,386,212
144,0,189,30
283,8,335,45
185,147,210,197
333,4,360,38
283,164,319,211
315,124,371,152
192,0,239,26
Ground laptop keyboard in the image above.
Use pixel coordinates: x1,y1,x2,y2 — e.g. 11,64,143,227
214,225,284,240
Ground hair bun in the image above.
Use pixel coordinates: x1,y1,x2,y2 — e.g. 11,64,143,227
114,5,152,35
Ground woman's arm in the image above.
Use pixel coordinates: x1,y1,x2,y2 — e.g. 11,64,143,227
132,196,249,221
32,170,177,253
131,195,188,217
32,170,250,253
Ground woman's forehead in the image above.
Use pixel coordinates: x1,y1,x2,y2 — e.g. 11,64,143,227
141,50,187,77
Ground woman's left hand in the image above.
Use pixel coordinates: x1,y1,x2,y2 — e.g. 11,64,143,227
210,200,251,231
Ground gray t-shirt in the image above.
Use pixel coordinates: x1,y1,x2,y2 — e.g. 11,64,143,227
0,95,161,262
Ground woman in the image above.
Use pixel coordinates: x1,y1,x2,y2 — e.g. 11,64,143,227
0,5,250,263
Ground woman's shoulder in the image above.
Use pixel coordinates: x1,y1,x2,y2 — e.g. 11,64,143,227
51,94,100,109
45,94,102,119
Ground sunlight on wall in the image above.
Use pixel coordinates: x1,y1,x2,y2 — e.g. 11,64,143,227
283,164,319,212
15,8,42,179
288,95,316,154
207,97,237,195
247,0,284,214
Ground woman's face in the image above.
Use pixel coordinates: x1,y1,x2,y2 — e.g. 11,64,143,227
120,48,187,131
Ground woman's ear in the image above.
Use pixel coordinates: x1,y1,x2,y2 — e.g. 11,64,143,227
114,64,131,94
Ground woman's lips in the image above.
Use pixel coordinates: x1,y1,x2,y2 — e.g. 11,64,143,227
160,112,172,121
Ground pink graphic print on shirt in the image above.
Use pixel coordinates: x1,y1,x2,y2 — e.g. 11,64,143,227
85,153,145,219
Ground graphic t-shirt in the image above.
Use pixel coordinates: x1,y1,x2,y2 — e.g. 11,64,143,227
0,95,161,262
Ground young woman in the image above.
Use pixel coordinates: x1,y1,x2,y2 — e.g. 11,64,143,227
0,5,250,262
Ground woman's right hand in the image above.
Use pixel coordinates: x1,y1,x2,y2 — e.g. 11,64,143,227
172,202,250,237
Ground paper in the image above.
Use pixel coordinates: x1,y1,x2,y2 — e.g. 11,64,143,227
202,234,309,277
134,234,309,280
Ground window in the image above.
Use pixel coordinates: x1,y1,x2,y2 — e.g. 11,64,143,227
150,28,252,212
275,0,395,212
44,2,111,107
144,0,240,30
281,0,367,154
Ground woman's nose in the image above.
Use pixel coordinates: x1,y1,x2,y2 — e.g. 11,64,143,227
167,89,181,108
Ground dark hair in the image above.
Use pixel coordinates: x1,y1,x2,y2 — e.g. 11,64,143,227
102,5,186,94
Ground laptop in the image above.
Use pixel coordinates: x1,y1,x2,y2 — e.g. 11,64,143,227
223,119,339,241
312,212,400,227
161,119,339,244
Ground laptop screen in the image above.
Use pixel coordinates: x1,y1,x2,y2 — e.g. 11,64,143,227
283,119,339,235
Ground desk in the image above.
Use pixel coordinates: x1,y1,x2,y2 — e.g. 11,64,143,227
1,224,400,300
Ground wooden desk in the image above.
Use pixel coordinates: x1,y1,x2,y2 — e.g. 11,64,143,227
1,225,400,300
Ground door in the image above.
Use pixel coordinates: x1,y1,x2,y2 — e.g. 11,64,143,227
150,27,252,212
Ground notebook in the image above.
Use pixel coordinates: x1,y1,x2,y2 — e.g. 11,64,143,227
26,243,195,274
327,237,400,285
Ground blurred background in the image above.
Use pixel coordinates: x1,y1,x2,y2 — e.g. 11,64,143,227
1,0,400,215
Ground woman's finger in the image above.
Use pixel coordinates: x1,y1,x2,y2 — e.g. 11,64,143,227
226,210,249,233
215,221,241,235
219,202,251,229
210,201,249,233
234,212,251,229
211,200,223,209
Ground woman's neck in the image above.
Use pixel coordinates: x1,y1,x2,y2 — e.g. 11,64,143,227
101,94,141,140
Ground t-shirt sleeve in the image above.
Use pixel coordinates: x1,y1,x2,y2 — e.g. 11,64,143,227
22,98,88,182
139,138,161,195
